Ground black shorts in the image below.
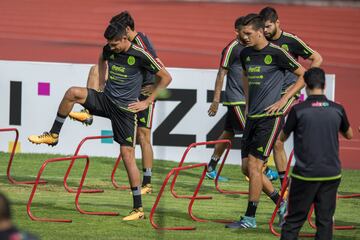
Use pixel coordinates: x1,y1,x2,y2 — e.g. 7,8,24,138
241,116,282,161
224,105,246,134
83,89,137,147
137,94,155,129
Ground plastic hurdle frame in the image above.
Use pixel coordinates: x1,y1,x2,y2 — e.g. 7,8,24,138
307,203,356,230
63,135,127,193
170,140,248,199
27,155,119,223
0,128,47,185
150,163,209,230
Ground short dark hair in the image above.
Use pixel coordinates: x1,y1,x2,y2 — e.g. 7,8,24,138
241,13,265,31
259,7,278,23
0,193,11,221
110,11,135,30
234,16,244,30
304,67,326,90
104,22,127,41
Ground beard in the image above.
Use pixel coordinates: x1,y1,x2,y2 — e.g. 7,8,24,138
266,28,278,40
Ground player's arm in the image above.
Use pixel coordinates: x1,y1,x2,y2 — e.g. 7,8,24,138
140,57,166,97
342,127,353,140
128,51,172,112
208,67,228,117
98,53,108,91
266,49,306,114
340,106,353,140
279,107,297,142
307,51,323,68
129,68,172,112
291,34,323,68
242,71,249,115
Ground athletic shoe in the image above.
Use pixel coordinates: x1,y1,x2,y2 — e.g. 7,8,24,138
225,216,257,229
141,184,153,195
69,109,93,126
122,207,145,221
278,200,287,227
206,170,229,182
28,132,58,146
265,167,279,181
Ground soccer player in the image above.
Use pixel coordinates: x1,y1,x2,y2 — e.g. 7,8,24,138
28,22,172,220
206,16,246,181
280,68,353,239
225,13,306,229
259,7,323,186
69,11,160,194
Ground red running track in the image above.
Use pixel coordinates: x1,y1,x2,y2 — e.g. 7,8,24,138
0,0,359,168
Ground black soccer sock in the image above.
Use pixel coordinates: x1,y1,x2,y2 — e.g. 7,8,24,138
245,201,258,218
278,171,286,186
208,155,220,172
50,112,67,135
142,168,152,186
269,190,280,205
131,186,142,209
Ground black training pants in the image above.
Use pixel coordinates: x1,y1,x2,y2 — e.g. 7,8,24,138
281,177,341,240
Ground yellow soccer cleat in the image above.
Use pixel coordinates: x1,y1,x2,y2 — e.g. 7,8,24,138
122,207,145,221
69,109,93,126
28,132,59,146
141,184,153,195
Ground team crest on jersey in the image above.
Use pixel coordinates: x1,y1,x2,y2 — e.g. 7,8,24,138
246,56,251,62
110,54,115,60
127,56,136,65
264,55,272,64
281,44,289,51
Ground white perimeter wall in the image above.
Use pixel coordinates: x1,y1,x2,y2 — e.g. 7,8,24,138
0,60,335,165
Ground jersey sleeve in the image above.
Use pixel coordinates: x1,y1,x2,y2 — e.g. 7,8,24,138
135,33,158,58
283,107,297,136
276,47,301,72
102,44,112,60
289,35,315,59
220,42,236,69
340,106,350,133
140,50,163,74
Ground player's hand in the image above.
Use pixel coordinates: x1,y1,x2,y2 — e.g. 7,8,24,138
140,85,154,96
265,97,287,115
208,101,219,117
128,100,150,113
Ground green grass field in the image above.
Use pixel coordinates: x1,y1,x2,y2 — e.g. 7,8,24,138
0,152,359,240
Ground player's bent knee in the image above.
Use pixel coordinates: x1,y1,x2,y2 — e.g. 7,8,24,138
65,87,79,100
